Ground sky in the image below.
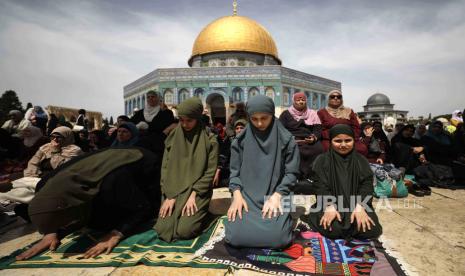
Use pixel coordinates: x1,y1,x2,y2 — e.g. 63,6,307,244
1,0,464,118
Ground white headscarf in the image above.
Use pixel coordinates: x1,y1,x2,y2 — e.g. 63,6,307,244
452,110,463,123
143,104,160,122
23,126,43,147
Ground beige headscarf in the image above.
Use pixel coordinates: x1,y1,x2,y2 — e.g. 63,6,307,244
325,90,352,120
23,126,83,177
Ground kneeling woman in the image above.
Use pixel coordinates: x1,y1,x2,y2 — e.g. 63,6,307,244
154,97,218,242
16,147,161,260
226,95,300,249
302,124,382,240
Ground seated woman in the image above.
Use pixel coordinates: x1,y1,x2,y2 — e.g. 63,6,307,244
279,92,324,180
18,126,50,163
391,124,426,174
111,122,139,147
420,120,455,166
317,90,368,156
213,120,248,188
15,147,161,260
360,122,386,164
154,97,218,242
88,129,110,152
301,124,382,240
0,126,83,219
226,95,300,249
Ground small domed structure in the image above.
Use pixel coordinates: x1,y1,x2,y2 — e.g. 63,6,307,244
367,93,390,105
358,92,408,126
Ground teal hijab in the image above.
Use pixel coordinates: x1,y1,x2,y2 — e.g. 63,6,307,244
231,95,296,207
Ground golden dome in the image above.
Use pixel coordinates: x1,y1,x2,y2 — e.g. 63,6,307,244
189,15,280,65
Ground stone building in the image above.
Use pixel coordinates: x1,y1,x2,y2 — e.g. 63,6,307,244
46,105,103,130
124,9,341,124
357,93,408,126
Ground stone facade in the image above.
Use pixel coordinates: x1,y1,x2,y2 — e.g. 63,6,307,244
46,105,103,130
123,65,341,120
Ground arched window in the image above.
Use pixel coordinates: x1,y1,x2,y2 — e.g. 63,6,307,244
164,89,174,105
282,87,291,106
137,97,141,109
178,88,190,103
128,101,132,115
312,93,318,109
125,101,128,115
265,87,275,100
248,87,259,99
321,94,327,108
232,87,243,102
194,88,204,98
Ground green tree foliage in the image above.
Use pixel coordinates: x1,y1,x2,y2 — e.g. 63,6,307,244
109,116,114,126
0,90,24,125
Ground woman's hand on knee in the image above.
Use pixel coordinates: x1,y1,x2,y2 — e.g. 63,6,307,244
182,191,198,217
350,204,376,232
320,204,341,231
262,192,283,219
159,198,176,218
228,190,248,222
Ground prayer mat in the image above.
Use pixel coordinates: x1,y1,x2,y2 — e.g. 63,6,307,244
197,218,407,276
0,218,227,269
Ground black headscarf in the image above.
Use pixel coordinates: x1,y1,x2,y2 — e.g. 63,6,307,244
313,124,373,225
371,121,390,146
391,124,421,147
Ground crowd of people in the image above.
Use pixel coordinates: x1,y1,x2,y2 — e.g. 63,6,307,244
0,90,464,260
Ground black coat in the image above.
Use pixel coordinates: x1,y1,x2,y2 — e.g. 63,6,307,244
131,108,175,134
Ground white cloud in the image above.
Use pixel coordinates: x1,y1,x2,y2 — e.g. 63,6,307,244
1,0,464,118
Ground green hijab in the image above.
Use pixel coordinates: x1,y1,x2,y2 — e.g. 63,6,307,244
161,97,213,198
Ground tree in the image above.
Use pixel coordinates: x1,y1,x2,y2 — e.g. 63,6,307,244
109,116,114,126
0,90,24,124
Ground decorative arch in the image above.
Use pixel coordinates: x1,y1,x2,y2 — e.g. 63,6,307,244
265,87,275,100
248,87,259,99
282,87,291,106
178,88,190,104
205,88,229,105
194,88,205,98
232,87,244,102
164,89,174,105
320,94,327,108
312,93,318,109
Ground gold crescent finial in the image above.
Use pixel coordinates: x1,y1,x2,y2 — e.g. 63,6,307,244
233,0,237,16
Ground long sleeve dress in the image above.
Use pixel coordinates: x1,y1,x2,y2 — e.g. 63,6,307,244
154,123,218,242
225,118,300,249
301,149,382,240
317,109,368,156
279,110,324,179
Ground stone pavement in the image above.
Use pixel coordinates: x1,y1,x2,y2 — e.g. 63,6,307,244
0,187,464,276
